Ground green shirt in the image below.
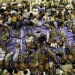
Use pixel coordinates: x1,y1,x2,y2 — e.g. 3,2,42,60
0,69,3,75
1,32,9,41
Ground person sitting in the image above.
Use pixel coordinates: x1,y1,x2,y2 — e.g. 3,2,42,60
0,26,10,45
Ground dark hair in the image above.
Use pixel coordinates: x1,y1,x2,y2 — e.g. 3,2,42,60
39,35,46,43
57,12,62,19
7,68,13,74
22,1,27,3
25,21,34,26
29,13,33,17
51,11,56,16
0,9,5,14
23,70,28,74
14,70,18,74
50,21,54,26
29,51,32,55
18,13,22,16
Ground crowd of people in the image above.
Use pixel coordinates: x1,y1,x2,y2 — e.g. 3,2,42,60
0,0,75,75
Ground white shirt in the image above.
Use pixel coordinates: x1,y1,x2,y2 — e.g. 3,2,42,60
50,43,57,48
60,28,66,36
60,70,63,75
26,36,34,42
47,29,51,42
49,61,54,68
13,48,19,61
0,48,5,61
5,51,14,61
